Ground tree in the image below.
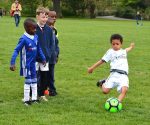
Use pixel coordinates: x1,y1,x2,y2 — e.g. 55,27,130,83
85,0,96,18
62,0,86,16
52,0,62,18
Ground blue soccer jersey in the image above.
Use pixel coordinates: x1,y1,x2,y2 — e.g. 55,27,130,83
10,32,46,77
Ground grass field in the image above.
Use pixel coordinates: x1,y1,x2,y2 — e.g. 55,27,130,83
0,16,150,125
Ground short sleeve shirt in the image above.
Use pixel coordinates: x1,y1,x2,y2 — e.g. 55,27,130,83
102,48,128,73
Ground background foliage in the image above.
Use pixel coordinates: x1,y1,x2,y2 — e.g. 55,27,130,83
0,0,150,19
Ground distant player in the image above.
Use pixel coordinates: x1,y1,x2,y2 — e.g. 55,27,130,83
10,18,46,106
136,11,143,26
88,34,135,102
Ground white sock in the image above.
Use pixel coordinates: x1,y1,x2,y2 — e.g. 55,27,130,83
24,84,30,102
31,83,37,101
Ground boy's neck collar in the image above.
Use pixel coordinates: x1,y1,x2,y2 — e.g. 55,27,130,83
24,32,34,40
37,23,45,28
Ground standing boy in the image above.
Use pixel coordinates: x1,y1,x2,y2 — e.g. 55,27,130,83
88,34,134,102
36,7,56,101
48,11,58,37
45,17,59,96
10,18,46,106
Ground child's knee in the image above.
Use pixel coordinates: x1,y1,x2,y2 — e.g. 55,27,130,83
102,87,110,94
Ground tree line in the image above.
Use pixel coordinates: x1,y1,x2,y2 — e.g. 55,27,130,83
0,0,150,20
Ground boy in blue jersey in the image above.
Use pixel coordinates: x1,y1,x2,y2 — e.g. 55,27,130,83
10,18,46,106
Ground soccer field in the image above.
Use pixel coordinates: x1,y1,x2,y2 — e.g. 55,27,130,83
0,16,150,125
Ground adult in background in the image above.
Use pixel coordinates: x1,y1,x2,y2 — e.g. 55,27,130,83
11,0,22,27
136,11,143,26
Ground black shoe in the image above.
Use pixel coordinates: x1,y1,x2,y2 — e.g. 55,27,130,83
24,101,32,106
32,100,40,104
96,79,106,87
49,91,57,96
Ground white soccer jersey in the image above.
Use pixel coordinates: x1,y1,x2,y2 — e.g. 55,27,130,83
102,48,128,74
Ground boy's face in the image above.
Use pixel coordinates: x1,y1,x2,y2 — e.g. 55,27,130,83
26,23,37,35
47,18,54,27
48,11,56,23
111,39,122,51
36,13,48,26
15,0,18,3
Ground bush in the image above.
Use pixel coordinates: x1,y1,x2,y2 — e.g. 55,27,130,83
97,9,116,16
144,7,150,20
61,8,75,17
115,6,136,19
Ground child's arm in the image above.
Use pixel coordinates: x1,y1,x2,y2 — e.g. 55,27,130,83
10,38,25,71
37,42,46,66
88,60,105,73
125,43,135,52
55,37,59,63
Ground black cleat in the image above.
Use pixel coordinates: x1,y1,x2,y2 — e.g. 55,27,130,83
24,101,32,106
49,91,57,96
32,100,40,104
96,79,106,87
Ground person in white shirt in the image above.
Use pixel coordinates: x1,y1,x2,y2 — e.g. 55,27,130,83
88,34,135,102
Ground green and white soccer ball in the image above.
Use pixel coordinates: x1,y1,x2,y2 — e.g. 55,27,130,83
104,97,122,113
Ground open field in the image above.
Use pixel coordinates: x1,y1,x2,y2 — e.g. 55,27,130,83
0,16,150,125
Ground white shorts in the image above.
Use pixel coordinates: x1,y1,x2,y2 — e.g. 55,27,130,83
103,72,129,93
36,62,49,71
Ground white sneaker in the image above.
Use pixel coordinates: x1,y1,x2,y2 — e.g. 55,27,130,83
40,96,48,102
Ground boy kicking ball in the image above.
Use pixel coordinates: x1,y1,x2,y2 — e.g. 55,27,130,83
10,18,46,106
88,34,135,102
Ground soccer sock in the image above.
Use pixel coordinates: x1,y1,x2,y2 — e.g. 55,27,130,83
24,84,30,102
31,83,37,101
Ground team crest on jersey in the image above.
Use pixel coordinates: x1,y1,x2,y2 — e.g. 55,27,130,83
29,43,32,46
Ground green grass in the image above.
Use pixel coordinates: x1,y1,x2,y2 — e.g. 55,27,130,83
0,16,150,125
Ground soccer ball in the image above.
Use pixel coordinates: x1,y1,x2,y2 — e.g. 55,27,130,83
104,97,122,113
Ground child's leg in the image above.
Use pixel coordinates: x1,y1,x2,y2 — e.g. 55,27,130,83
31,83,37,101
118,86,128,102
48,64,57,95
24,83,30,101
97,79,111,94
101,84,111,94
30,64,38,101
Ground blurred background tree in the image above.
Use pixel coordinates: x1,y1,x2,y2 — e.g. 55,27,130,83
0,0,150,20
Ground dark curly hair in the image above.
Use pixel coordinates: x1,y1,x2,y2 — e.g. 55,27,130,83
110,34,123,44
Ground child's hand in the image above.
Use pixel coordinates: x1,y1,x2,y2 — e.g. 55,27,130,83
10,65,16,71
88,67,93,74
130,42,135,48
126,42,135,52
42,61,46,67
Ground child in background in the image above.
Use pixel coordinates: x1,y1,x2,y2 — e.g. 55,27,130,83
48,11,58,37
36,7,57,100
10,18,46,106
88,34,134,102
45,17,59,96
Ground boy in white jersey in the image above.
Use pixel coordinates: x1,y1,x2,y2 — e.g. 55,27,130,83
88,34,134,102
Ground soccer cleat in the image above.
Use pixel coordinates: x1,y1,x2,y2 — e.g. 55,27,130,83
32,100,40,104
39,96,48,102
24,101,32,106
49,91,57,96
96,79,106,87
